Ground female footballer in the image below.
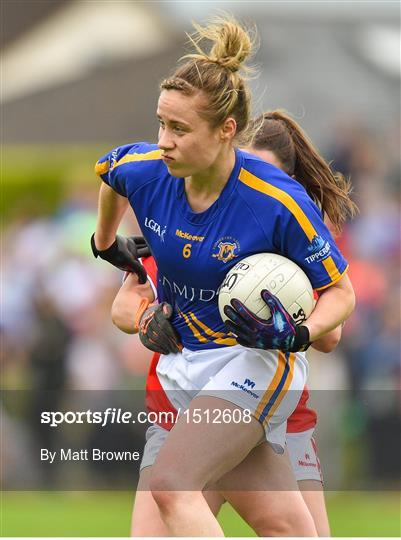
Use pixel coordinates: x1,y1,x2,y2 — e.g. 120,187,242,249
92,15,355,536
109,109,354,537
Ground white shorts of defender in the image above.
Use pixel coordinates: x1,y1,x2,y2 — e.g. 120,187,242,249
287,429,323,483
155,345,308,454
141,423,323,484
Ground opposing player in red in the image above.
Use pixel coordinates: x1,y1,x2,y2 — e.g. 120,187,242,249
106,110,354,536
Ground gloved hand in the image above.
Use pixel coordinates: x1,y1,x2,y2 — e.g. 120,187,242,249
224,289,311,352
131,236,151,258
91,234,148,284
135,299,182,355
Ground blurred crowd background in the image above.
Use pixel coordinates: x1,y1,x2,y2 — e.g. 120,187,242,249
1,0,400,493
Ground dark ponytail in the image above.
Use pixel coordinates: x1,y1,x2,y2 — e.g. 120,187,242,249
251,110,358,234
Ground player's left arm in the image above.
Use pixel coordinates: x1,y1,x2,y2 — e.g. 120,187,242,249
224,187,355,352
276,188,355,343
303,274,355,342
311,324,342,353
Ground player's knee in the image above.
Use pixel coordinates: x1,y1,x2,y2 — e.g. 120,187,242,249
150,489,177,515
149,470,184,512
149,469,177,493
252,506,317,537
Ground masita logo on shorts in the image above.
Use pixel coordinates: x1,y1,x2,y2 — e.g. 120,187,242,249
145,217,167,242
231,380,260,399
305,235,331,264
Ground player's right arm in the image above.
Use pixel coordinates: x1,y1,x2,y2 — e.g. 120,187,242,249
95,182,128,250
93,143,161,282
111,273,155,334
94,143,142,250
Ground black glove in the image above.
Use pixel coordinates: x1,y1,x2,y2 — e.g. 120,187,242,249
224,289,311,352
135,300,182,355
91,234,148,284
131,236,151,258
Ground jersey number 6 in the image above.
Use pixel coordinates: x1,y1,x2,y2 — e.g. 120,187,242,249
183,243,192,259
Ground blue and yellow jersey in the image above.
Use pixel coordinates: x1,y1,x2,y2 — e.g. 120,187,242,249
95,142,348,351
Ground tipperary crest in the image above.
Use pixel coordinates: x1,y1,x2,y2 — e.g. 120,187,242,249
212,237,240,263
307,235,326,254
305,234,331,264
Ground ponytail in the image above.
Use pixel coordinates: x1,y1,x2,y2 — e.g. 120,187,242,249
252,110,358,234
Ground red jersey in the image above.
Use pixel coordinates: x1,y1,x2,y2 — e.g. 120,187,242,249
142,256,317,433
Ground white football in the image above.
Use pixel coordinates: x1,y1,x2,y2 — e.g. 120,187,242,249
218,253,315,325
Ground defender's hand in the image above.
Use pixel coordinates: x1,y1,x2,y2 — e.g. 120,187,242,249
135,300,182,355
131,236,151,258
91,234,148,284
224,289,310,352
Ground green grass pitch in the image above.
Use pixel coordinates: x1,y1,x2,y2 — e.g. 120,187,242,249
1,491,400,537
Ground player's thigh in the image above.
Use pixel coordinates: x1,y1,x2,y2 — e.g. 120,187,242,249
216,442,316,535
150,395,264,491
298,480,330,537
131,467,168,537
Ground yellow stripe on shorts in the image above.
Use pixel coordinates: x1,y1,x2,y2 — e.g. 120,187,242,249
254,351,296,427
260,352,296,427
255,351,286,420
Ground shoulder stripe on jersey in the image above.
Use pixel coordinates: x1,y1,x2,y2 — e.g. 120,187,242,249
95,160,110,176
239,168,342,285
112,149,162,170
94,149,162,177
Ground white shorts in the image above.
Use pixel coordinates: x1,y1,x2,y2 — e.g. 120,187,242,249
287,429,323,483
155,345,308,453
140,423,323,483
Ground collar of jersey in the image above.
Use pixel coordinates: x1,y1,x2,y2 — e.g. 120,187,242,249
174,149,243,225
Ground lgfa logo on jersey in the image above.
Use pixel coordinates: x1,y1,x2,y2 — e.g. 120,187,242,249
212,236,240,263
305,235,331,264
145,217,167,243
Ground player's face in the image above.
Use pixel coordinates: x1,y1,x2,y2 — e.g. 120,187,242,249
157,90,226,178
248,147,283,170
